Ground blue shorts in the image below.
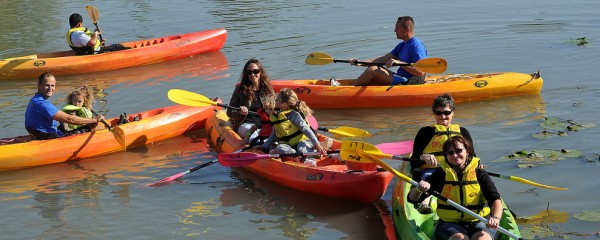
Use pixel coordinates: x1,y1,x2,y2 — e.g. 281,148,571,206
392,75,408,85
435,220,498,239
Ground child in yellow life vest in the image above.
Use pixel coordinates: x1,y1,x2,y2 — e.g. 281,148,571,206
261,88,327,166
60,85,94,135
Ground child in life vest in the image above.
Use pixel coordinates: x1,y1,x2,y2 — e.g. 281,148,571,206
261,88,327,166
60,85,94,135
242,93,276,145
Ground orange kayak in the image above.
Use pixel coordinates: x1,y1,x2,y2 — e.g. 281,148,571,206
205,110,393,203
0,104,219,171
0,28,227,80
271,72,543,108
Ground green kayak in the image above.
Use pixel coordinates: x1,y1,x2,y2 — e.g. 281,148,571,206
391,161,520,239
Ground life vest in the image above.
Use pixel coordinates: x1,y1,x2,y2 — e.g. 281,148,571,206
66,27,101,55
421,124,461,168
436,157,490,222
270,109,309,147
62,104,93,130
256,108,272,138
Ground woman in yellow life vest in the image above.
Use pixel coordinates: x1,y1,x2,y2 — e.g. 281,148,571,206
408,135,502,240
60,85,94,135
261,88,327,166
410,93,475,214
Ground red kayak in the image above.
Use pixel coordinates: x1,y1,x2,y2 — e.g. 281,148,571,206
205,110,394,203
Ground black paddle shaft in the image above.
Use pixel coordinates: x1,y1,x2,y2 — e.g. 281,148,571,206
333,59,411,67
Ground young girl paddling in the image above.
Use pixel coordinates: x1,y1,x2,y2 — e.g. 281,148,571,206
261,88,327,166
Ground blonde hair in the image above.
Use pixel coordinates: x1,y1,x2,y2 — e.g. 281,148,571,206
261,93,276,111
277,88,312,117
65,85,94,109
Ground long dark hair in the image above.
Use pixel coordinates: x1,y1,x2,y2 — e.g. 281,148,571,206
238,58,274,101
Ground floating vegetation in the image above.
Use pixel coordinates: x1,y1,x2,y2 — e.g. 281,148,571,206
517,209,569,225
566,37,591,46
493,148,582,168
533,117,595,139
574,211,600,222
584,153,600,163
520,204,599,238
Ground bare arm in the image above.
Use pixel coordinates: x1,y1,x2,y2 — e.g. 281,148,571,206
487,199,503,229
86,30,101,47
53,111,102,126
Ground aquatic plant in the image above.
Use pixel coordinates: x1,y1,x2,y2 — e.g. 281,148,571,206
493,148,582,168
566,37,591,47
532,117,595,139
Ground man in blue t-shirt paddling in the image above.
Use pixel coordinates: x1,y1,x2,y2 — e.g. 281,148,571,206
25,72,104,140
350,16,428,86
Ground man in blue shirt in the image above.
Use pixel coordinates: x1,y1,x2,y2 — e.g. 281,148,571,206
25,72,104,140
351,16,428,86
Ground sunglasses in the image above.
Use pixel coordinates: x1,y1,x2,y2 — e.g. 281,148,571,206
247,69,260,75
446,148,465,155
434,110,453,116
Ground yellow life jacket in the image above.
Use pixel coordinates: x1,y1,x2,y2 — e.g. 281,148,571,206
421,124,461,168
436,157,490,222
269,109,309,147
66,27,101,55
62,105,93,130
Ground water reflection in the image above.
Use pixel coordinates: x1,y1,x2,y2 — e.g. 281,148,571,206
215,169,391,239
313,94,546,140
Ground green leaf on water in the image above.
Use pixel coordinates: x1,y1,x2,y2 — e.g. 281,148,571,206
540,117,569,130
566,37,591,47
517,209,569,225
520,225,559,239
573,211,600,222
536,117,595,138
494,149,582,167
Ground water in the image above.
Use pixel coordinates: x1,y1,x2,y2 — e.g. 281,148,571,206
1,0,599,239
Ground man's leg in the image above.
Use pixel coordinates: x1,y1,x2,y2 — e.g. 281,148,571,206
352,66,395,86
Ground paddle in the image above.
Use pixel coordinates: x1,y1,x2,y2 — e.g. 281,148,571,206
352,149,522,240
146,160,218,187
168,89,370,138
305,52,448,74
340,140,408,161
62,105,125,148
167,89,258,115
342,140,567,191
85,6,104,42
218,152,325,167
317,126,371,137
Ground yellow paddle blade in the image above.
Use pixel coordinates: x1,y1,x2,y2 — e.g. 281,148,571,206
412,58,448,74
509,176,568,190
167,89,216,107
85,6,100,24
111,126,126,150
305,52,334,65
355,149,413,183
328,126,371,137
340,141,392,163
